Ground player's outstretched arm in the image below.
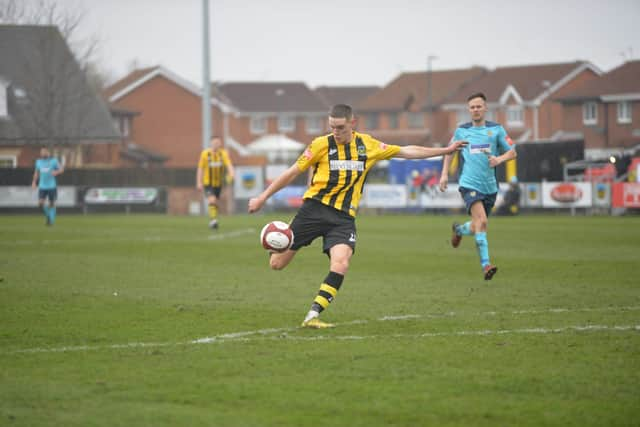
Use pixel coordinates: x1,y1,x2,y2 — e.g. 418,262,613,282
248,164,302,213
395,140,467,160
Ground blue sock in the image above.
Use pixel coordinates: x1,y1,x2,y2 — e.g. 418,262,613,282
474,232,490,268
49,207,56,224
43,205,50,218
457,221,473,236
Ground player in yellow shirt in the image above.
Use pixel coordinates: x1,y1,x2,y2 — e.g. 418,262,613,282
197,136,235,229
248,104,466,328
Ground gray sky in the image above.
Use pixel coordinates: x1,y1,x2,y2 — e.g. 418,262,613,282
60,0,639,88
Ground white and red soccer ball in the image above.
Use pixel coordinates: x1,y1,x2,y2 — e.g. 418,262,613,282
260,221,294,252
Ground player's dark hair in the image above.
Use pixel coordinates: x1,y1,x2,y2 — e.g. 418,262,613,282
329,104,353,120
210,135,222,141
467,92,486,102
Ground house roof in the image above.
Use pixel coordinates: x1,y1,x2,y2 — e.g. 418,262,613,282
0,25,119,144
357,67,487,112
445,61,601,105
103,66,159,99
556,60,640,102
104,66,235,112
314,85,380,109
216,82,327,113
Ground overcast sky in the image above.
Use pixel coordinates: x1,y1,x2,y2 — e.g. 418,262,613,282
56,0,640,88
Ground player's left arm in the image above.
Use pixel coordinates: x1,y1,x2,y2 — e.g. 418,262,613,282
31,166,39,188
52,158,64,176
488,127,517,168
395,141,467,159
222,150,235,182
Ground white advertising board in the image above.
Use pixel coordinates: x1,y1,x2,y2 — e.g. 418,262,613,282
0,186,76,207
362,184,407,208
233,166,264,199
85,188,158,204
419,184,465,208
541,182,593,208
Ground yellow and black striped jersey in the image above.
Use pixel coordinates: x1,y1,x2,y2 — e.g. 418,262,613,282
296,131,401,217
198,148,232,187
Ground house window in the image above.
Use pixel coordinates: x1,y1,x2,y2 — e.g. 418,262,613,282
306,116,324,134
506,106,524,127
278,115,295,133
617,101,631,124
388,112,399,129
122,117,130,137
365,113,379,130
0,155,17,168
457,109,470,125
583,102,598,125
408,112,423,129
485,109,494,122
250,116,267,134
0,83,7,118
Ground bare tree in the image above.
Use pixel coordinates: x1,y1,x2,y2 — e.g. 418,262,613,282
0,0,113,89
0,0,118,165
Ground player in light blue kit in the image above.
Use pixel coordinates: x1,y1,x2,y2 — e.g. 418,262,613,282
439,93,517,280
31,147,64,226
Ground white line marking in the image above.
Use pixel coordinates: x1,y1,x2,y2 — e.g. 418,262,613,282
6,228,256,245
207,228,255,240
5,303,640,355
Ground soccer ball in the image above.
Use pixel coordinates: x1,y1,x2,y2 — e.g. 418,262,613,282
260,221,294,253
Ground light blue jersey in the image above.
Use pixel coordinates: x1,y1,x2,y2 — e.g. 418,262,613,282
452,121,515,194
35,157,60,190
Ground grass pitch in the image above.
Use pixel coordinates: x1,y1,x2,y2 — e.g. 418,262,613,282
1,213,639,426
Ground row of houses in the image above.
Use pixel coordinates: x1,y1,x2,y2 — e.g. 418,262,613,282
1,24,639,170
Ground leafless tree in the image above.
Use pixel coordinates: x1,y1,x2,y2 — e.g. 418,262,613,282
0,0,117,164
0,0,112,90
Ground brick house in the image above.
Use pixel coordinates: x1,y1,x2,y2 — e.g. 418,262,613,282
214,81,328,149
555,60,640,159
104,66,235,168
356,67,487,145
0,25,119,168
105,70,336,167
441,61,602,143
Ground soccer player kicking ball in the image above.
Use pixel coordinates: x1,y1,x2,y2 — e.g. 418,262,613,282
248,104,466,328
439,92,517,280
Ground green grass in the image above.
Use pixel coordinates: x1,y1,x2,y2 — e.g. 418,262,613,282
1,213,639,426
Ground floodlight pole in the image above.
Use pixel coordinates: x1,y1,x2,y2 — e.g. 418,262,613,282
202,0,212,150
427,55,438,143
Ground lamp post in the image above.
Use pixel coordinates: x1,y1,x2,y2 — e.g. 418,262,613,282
202,0,212,150
427,55,438,143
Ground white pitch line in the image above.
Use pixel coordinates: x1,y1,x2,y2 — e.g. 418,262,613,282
207,228,255,240
5,303,640,355
9,324,638,353
6,228,256,245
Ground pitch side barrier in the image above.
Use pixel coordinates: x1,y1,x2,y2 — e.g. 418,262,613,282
2,183,638,215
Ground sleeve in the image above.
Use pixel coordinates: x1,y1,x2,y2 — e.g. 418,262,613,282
296,137,325,172
498,126,515,154
52,159,60,170
197,151,207,169
367,136,401,161
450,128,462,144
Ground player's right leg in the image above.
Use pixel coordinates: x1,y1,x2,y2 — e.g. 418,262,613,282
469,201,496,280
206,193,219,229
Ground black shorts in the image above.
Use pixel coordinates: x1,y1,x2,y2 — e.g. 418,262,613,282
459,186,497,216
204,186,221,198
38,188,57,203
289,199,356,255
